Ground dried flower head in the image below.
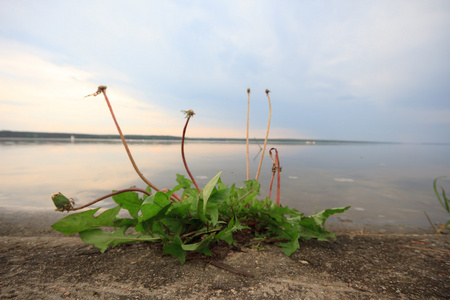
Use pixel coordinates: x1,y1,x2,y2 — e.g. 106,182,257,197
265,89,270,95
247,88,251,94
181,109,195,118
84,85,107,98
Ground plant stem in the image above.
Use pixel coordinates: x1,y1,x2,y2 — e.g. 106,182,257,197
181,110,201,193
94,86,181,202
71,188,151,211
246,88,251,181
99,88,157,190
275,150,281,206
255,89,271,181
268,169,275,200
269,148,281,206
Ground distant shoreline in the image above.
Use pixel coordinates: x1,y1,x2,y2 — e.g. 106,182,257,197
0,130,388,145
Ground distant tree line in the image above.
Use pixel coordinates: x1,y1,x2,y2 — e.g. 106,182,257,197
0,130,181,140
0,130,377,144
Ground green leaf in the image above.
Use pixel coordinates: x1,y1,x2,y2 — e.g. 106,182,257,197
207,187,231,206
201,172,222,213
298,217,336,241
243,179,260,195
159,218,184,235
216,218,248,245
277,238,300,256
163,236,186,264
442,188,450,213
51,207,121,235
145,185,152,194
207,205,219,226
79,227,160,253
139,192,171,221
112,191,143,219
313,206,351,226
166,201,192,218
176,174,193,189
216,229,234,245
185,233,215,256
433,177,450,213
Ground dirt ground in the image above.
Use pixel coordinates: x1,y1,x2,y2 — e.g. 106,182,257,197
0,209,449,299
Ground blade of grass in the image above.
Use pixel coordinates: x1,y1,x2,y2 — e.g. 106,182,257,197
433,176,449,213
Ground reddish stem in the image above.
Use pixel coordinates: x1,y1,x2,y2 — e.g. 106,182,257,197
181,112,201,193
276,152,281,206
269,148,281,206
268,166,276,200
71,188,151,211
246,88,251,181
255,89,271,181
95,86,181,202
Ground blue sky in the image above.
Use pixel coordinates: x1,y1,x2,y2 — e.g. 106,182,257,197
0,1,449,142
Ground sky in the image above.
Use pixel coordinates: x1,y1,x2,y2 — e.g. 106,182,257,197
0,1,449,143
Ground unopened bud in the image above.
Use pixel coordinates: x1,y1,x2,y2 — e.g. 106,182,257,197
51,192,74,212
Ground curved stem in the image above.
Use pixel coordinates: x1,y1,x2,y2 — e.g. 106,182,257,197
246,88,251,181
71,188,151,211
255,89,271,181
181,113,201,193
100,88,158,191
98,87,181,202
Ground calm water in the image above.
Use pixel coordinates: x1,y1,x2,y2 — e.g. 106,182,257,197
1,139,449,227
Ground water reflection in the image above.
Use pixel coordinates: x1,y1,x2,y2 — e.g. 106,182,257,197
1,139,449,227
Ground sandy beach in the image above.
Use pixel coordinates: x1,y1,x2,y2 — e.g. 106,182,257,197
1,208,449,299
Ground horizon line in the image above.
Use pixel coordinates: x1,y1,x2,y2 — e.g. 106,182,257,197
0,129,402,144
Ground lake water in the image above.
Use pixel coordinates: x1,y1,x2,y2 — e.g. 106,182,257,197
1,139,449,228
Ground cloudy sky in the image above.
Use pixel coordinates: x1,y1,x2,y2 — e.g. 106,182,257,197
0,1,449,143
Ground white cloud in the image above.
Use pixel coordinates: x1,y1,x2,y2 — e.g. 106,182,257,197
0,1,449,142
308,1,450,106
0,39,182,135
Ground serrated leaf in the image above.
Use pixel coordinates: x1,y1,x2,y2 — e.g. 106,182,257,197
112,191,143,219
277,238,300,256
313,206,351,226
297,217,336,241
163,236,186,264
79,227,160,253
243,179,260,194
140,192,171,221
159,218,184,235
166,201,192,218
176,174,193,189
51,207,120,235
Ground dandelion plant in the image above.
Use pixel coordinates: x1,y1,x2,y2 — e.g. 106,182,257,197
50,85,350,264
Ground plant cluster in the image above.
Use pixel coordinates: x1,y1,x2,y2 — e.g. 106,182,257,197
51,86,350,263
